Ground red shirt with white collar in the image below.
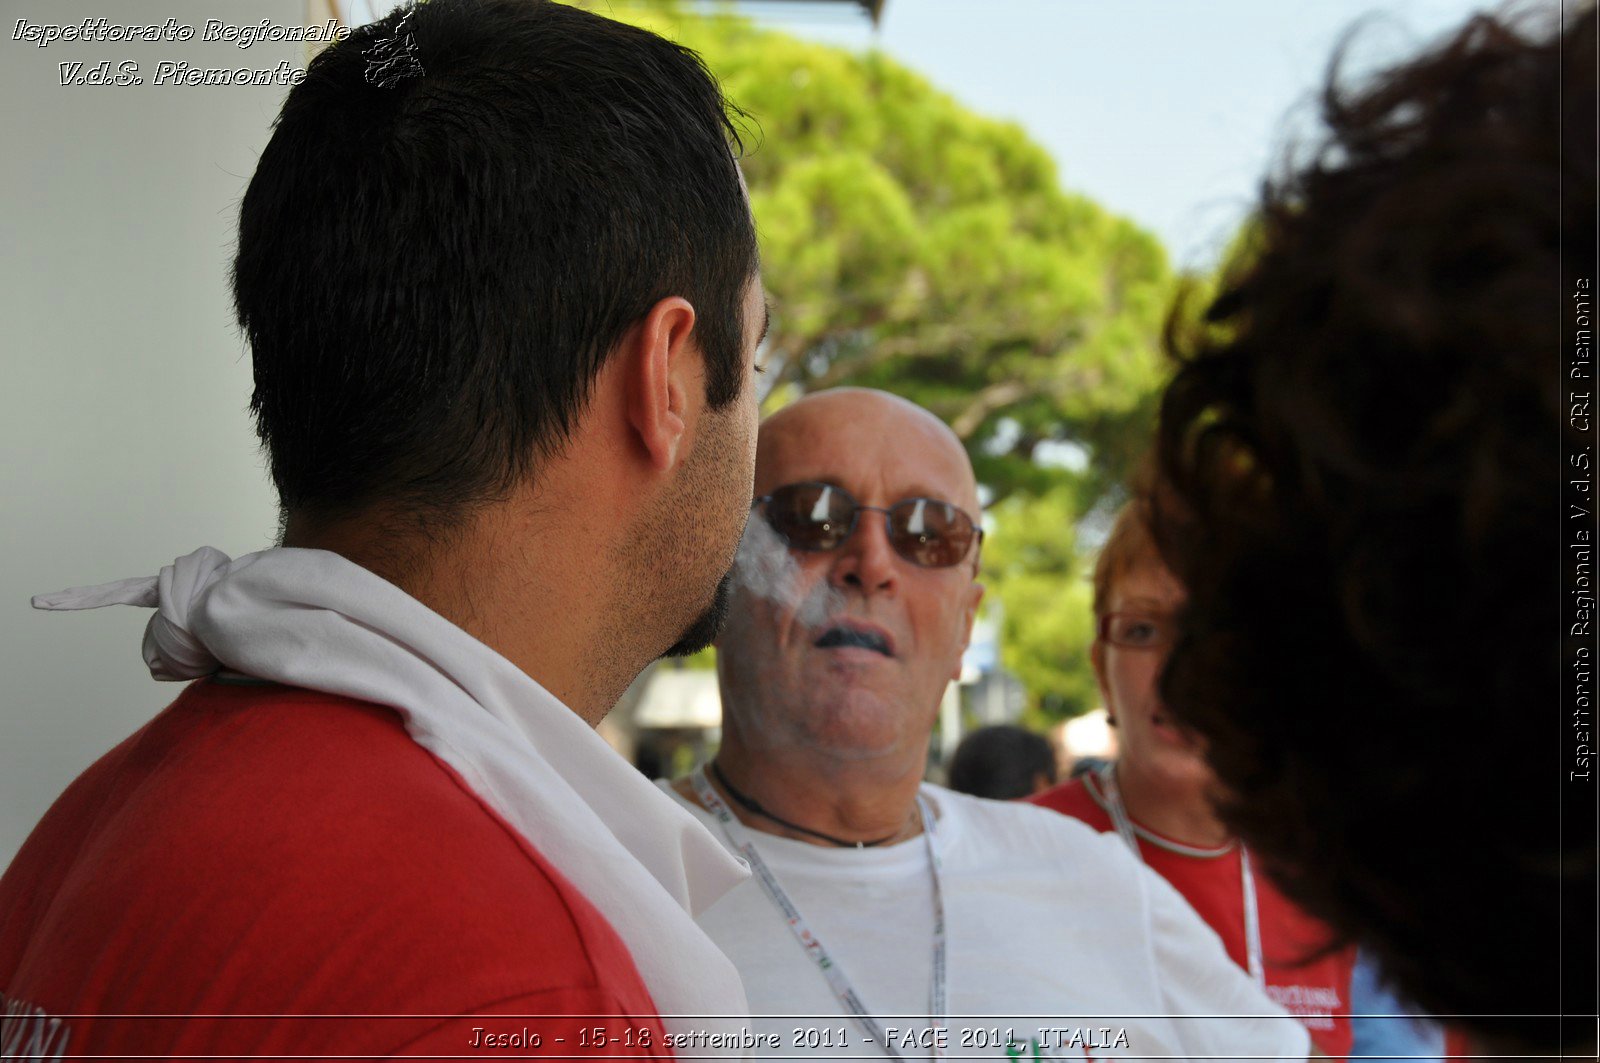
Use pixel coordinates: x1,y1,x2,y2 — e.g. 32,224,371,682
1032,773,1355,1060
0,679,669,1058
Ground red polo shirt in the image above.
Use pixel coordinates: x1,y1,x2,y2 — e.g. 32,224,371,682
0,679,669,1058
1033,774,1355,1060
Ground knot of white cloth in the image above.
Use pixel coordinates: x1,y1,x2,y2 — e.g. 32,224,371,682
27,543,753,1036
31,546,234,681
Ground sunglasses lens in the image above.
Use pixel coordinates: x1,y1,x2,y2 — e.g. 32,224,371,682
888,498,974,568
764,483,855,550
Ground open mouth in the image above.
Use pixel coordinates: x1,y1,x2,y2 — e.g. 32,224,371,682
1150,710,1201,750
814,624,894,657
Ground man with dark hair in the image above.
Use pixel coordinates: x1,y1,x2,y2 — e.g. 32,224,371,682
1151,7,1596,1057
1,1,766,1056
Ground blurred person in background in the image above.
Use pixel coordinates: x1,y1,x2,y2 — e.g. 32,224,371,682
1150,6,1596,1057
946,723,1059,800
1032,498,1362,1060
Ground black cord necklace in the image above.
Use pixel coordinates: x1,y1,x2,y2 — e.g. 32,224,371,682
708,760,899,849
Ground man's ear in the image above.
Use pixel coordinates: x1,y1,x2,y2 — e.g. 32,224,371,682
624,296,701,473
949,581,986,682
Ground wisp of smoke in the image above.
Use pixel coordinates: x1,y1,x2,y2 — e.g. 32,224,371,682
731,516,844,629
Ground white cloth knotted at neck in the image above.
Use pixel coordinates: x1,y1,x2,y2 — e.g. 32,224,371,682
34,546,753,1042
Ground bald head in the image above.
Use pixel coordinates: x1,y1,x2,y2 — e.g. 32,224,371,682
715,387,984,773
756,388,980,518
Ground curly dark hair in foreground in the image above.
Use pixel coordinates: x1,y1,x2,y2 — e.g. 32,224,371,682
1153,7,1595,1055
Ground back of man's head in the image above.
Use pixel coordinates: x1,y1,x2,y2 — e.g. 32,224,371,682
233,0,758,529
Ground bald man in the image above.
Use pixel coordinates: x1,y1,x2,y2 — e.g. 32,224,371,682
667,388,1315,1062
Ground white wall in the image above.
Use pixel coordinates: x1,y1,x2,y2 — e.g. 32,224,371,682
1,2,300,865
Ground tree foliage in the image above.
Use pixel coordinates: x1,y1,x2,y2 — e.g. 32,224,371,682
588,1,1176,718
980,486,1102,722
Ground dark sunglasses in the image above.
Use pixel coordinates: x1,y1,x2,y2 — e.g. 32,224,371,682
755,481,982,569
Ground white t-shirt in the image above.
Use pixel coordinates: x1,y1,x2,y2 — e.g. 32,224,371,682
667,781,1310,1062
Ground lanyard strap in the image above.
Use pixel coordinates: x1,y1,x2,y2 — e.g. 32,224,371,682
1238,844,1263,986
1097,764,1265,987
691,767,948,1061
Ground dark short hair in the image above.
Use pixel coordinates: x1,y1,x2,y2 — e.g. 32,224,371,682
1153,8,1594,1054
234,0,758,525
946,725,1058,801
